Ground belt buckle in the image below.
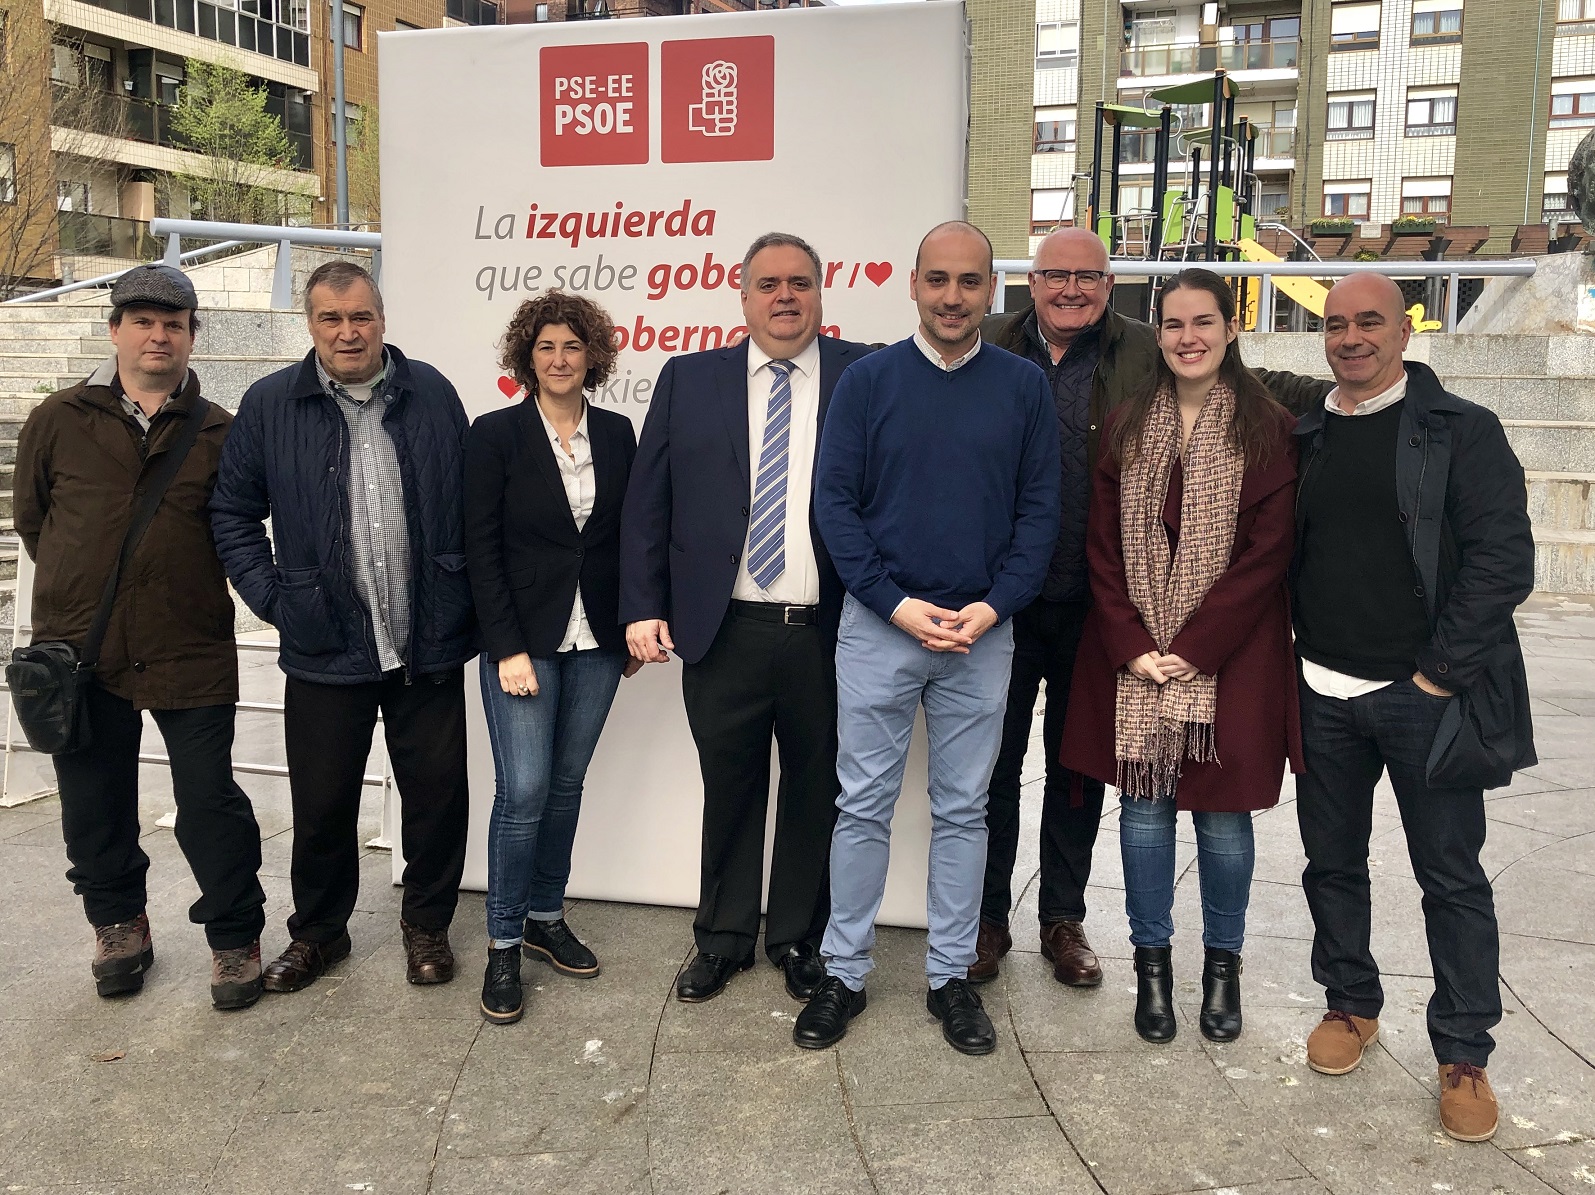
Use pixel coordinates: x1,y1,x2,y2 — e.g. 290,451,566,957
783,605,803,626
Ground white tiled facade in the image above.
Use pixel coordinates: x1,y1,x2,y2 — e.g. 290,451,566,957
1030,0,1081,254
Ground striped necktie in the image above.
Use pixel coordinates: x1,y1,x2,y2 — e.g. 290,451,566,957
745,360,794,590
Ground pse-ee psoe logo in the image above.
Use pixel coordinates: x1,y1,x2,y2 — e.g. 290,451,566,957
540,36,774,168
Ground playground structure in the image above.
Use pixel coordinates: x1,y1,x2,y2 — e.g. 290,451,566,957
1085,69,1332,325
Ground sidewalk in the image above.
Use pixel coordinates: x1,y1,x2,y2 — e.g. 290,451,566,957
1,598,1592,1194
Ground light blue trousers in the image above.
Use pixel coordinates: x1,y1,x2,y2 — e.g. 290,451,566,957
822,594,1015,989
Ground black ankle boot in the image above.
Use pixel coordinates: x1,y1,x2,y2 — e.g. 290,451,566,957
1133,946,1176,1043
1199,947,1243,1042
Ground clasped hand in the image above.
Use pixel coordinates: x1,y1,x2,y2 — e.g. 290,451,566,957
1127,651,1199,684
892,599,999,653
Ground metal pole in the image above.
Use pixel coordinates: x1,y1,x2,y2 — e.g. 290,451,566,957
163,233,182,266
1089,103,1105,236
1148,106,1171,262
1206,73,1223,262
332,0,350,229
1258,272,1276,331
271,239,295,310
1110,121,1124,256
1445,272,1460,332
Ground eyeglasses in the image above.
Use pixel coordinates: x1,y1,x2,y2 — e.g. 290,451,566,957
1033,269,1108,291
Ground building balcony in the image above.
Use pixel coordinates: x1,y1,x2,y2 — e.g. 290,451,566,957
56,210,164,261
51,83,312,171
1120,38,1298,80
1112,125,1295,167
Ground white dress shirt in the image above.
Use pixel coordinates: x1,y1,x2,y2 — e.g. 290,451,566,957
733,338,822,605
1301,373,1409,699
913,329,982,372
537,401,600,653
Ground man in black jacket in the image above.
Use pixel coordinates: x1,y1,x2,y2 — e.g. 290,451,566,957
212,261,477,994
1292,273,1535,1145
974,230,1330,987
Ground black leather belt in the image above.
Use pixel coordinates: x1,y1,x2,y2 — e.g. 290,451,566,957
729,600,820,626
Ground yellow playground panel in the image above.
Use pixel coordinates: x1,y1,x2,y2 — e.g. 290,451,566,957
1232,239,1442,332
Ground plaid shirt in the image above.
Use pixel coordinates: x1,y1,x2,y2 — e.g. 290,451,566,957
316,351,411,672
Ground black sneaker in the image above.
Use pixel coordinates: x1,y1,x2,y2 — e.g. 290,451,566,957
793,976,867,1049
480,946,524,1024
523,917,600,978
927,978,997,1056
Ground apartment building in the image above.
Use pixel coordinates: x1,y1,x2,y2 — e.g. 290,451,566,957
993,0,1569,261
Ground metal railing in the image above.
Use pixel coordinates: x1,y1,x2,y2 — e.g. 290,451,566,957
4,238,246,305
1121,37,1299,77
152,219,382,310
991,256,1538,333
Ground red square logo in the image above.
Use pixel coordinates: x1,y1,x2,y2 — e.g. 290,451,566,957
540,42,649,167
661,36,774,164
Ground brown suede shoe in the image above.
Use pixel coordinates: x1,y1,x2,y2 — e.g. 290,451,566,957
262,931,352,993
401,920,455,985
211,941,264,1011
1306,1010,1380,1075
1039,919,1103,987
968,919,1012,984
1439,1063,1499,1142
92,913,154,997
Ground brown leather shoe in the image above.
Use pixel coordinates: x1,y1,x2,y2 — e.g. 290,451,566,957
401,920,455,985
968,919,1012,984
262,931,352,993
1306,1010,1380,1074
1039,919,1103,987
1439,1063,1499,1142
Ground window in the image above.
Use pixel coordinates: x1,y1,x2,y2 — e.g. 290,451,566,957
1410,0,1462,44
1036,22,1078,69
1560,0,1595,33
50,42,79,86
0,143,15,205
1031,188,1075,235
1331,1,1380,50
331,0,362,49
534,1,547,16
1545,172,1572,215
1259,185,1291,217
447,0,499,24
1552,78,1595,128
1401,177,1451,217
343,100,362,147
1406,87,1457,136
157,71,182,105
1,9,9,71
1034,106,1076,153
1323,182,1372,220
1327,92,1375,140
57,181,89,212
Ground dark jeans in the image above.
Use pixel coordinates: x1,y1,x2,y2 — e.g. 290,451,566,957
53,683,265,950
982,597,1105,926
681,606,838,964
480,648,626,943
282,668,470,942
1296,674,1500,1066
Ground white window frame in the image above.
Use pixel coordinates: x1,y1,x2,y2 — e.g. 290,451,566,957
1036,22,1079,68
1323,181,1372,220
1405,87,1457,136
1331,1,1381,50
1327,91,1376,140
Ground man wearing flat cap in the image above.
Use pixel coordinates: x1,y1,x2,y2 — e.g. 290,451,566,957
12,263,267,1010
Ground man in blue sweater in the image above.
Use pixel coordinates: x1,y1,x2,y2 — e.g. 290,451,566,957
795,221,1061,1055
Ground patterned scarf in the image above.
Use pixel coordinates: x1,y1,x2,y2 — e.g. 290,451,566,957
1114,381,1245,800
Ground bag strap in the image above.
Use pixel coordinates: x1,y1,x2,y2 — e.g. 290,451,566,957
79,395,211,670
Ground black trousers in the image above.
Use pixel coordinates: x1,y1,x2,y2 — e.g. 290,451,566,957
681,607,838,963
282,668,470,943
1295,674,1501,1066
53,683,266,950
982,597,1105,927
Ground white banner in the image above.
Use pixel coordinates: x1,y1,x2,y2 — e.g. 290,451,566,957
379,1,970,927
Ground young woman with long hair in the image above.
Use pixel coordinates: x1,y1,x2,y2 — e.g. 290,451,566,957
1060,268,1303,1045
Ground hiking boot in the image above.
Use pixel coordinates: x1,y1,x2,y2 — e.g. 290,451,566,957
401,920,455,985
211,941,264,1011
1439,1063,1499,1142
92,913,154,997
1306,1011,1380,1075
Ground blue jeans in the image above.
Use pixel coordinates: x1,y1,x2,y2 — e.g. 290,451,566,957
481,649,625,945
1119,794,1255,952
823,594,1015,990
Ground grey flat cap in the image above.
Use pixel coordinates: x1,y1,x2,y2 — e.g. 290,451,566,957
109,263,198,312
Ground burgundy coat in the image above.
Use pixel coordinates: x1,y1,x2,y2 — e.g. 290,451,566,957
1060,411,1304,813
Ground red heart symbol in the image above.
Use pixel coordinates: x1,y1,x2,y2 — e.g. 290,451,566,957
864,262,892,287
496,375,520,399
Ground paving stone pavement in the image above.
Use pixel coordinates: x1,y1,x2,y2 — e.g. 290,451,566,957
1,598,1593,1193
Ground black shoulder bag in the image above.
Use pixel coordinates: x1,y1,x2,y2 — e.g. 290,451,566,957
6,398,211,755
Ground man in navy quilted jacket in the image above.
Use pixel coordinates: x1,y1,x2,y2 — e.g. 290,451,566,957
211,261,477,993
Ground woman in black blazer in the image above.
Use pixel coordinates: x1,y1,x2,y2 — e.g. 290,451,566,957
464,291,639,1026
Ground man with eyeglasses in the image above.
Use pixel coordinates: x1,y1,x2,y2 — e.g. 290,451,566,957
974,228,1328,989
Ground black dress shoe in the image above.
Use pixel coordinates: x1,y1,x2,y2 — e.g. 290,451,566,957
777,943,827,1002
262,931,352,994
480,946,524,1025
793,976,867,1049
927,978,997,1055
675,950,755,1002
1134,945,1177,1043
523,917,600,978
1199,947,1243,1042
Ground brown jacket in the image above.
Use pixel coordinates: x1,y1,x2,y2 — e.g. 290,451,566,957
12,359,239,710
